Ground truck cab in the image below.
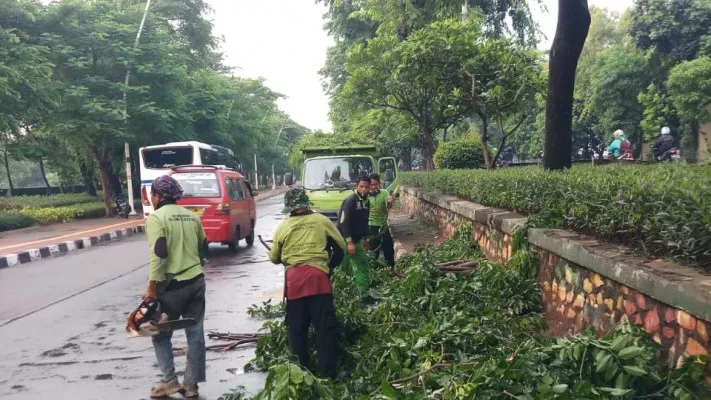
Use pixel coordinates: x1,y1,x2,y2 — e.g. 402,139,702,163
294,145,398,220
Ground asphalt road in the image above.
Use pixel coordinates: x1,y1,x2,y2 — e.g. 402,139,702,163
0,195,287,400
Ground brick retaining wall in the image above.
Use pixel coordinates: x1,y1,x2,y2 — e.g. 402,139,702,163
399,185,710,376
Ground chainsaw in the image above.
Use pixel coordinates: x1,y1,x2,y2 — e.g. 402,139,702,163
126,299,196,338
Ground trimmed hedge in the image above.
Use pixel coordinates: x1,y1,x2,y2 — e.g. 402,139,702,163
401,165,711,268
0,193,98,211
0,201,107,232
434,136,488,169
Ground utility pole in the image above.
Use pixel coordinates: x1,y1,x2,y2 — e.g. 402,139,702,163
254,154,258,190
461,0,468,22
122,0,152,216
272,164,276,190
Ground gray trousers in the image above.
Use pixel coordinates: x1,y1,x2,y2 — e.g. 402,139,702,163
152,276,206,386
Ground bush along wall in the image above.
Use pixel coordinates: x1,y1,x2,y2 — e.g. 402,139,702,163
398,183,711,383
400,165,711,269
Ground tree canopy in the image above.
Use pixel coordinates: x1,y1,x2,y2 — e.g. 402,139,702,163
0,0,306,213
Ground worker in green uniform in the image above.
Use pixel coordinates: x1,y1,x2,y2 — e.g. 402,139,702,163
143,175,208,399
367,173,395,268
337,176,375,304
269,188,346,378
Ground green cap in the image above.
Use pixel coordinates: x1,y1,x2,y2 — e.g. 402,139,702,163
283,188,313,214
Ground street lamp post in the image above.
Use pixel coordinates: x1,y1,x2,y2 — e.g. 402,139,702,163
122,0,153,216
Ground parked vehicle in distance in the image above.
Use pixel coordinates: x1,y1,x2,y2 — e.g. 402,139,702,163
168,165,257,252
139,141,242,217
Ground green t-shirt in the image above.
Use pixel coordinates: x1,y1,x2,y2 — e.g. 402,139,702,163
269,212,347,274
147,204,206,282
368,189,391,227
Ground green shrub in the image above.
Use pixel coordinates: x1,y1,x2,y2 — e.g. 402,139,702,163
17,206,79,225
0,213,36,231
401,164,711,268
434,136,488,169
73,202,108,219
0,193,98,210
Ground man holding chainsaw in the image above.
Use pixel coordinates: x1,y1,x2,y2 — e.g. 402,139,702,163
269,188,346,378
367,173,395,268
142,175,208,399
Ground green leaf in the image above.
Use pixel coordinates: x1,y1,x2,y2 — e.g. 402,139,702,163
596,353,613,373
381,377,398,398
552,384,569,394
622,365,647,376
618,346,644,360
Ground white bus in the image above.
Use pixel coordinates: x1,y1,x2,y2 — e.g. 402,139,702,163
139,141,241,217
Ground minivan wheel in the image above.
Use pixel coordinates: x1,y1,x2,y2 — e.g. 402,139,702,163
228,227,240,253
245,225,255,247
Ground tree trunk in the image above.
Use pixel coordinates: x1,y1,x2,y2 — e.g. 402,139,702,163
543,0,591,170
400,147,413,171
91,148,114,217
3,147,13,196
39,159,51,189
108,168,122,197
480,117,492,169
419,124,436,170
80,161,97,197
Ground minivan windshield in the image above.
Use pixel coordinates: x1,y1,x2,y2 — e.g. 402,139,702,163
171,172,221,198
303,157,374,190
142,147,193,169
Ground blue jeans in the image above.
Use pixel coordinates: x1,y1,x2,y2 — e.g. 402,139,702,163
152,318,205,385
152,276,206,386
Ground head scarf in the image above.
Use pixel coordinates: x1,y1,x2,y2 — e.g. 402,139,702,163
151,175,183,201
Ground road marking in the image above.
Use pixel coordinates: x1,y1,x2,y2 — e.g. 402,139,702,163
0,219,142,251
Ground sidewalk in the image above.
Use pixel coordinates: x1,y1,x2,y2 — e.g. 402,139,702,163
389,205,442,258
0,186,289,267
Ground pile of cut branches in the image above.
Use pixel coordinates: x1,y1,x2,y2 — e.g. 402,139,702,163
222,226,708,400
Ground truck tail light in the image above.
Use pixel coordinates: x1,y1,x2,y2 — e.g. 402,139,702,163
216,203,230,215
141,186,151,206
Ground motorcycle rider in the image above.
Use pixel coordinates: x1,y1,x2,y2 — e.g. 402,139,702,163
652,126,677,161
607,130,633,159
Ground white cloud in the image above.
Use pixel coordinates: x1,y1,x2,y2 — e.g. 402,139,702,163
208,0,334,132
532,0,634,49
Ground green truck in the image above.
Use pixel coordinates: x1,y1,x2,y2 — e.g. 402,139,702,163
285,145,398,220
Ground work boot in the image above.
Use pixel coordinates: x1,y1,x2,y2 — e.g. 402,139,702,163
150,378,181,398
182,384,199,398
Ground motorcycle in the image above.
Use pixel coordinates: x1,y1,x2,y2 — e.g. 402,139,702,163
655,147,681,163
114,194,131,219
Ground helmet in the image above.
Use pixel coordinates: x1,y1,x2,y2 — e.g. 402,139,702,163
283,188,313,214
661,126,670,135
613,129,624,139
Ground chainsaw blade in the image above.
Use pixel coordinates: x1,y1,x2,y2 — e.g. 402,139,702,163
157,318,197,332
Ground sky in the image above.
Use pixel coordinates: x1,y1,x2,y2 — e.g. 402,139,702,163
207,0,635,133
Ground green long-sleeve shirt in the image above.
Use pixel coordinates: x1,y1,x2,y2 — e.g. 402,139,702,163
269,211,347,274
368,189,391,227
146,204,206,282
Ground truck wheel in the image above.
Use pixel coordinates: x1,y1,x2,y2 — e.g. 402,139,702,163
229,227,240,253
246,225,255,247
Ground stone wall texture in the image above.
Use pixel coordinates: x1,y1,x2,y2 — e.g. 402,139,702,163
399,186,710,378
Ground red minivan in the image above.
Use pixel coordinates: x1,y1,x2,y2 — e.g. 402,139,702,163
168,165,258,251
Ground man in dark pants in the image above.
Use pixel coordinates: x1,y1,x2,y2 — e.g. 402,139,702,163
143,175,208,399
269,188,346,378
367,174,395,268
337,176,374,303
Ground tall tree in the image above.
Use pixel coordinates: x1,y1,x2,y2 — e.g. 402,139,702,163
543,0,590,170
342,20,477,169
